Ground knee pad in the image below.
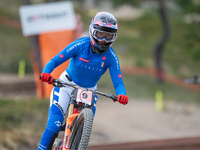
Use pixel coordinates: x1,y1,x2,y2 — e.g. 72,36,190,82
47,104,64,133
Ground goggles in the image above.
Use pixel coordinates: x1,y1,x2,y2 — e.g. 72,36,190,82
93,30,116,43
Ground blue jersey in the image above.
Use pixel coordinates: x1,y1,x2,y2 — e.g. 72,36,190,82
43,37,126,95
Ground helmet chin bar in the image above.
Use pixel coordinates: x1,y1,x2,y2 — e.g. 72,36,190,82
93,47,106,55
93,44,109,54
93,38,111,54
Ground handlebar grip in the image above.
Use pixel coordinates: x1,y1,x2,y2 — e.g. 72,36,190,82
113,96,118,102
106,94,117,102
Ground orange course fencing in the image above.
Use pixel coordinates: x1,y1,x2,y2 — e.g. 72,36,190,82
33,15,83,99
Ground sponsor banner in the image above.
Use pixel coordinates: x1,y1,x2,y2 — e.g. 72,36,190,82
19,1,76,36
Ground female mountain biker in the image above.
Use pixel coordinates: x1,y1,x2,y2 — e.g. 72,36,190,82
38,11,129,150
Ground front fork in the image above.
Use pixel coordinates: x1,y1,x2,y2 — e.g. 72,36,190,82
60,98,96,150
62,104,79,150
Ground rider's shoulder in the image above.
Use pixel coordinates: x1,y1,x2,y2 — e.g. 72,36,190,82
70,37,90,49
106,47,118,58
74,37,90,45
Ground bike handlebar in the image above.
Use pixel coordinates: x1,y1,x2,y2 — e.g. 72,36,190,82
51,79,118,101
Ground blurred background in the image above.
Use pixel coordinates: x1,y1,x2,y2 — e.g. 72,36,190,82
0,0,200,149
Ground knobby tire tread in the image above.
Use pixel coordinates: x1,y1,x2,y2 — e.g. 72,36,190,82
69,108,93,150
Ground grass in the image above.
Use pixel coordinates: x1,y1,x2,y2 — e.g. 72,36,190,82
0,98,49,149
0,0,22,20
99,71,200,104
0,24,32,73
0,99,48,130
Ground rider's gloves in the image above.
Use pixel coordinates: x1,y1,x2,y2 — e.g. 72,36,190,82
117,94,129,105
40,73,54,84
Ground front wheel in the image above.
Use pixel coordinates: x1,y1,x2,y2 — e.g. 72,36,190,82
69,108,93,150
52,138,62,150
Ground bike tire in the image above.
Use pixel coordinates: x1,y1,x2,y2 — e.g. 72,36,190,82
69,108,93,150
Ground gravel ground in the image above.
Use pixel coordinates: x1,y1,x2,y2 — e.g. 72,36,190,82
89,98,200,146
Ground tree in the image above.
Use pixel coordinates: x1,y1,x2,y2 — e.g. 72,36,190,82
154,0,170,82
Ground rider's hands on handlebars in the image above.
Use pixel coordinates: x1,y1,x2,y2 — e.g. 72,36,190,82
117,94,128,105
40,73,54,84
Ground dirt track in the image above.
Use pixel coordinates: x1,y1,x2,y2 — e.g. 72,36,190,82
89,98,200,146
88,136,200,150
1,73,200,149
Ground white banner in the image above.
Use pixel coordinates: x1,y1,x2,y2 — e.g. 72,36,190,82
19,1,76,36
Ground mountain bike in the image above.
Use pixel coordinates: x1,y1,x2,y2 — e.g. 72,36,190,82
51,79,118,150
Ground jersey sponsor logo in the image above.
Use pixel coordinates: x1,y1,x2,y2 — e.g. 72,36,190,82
118,74,122,78
79,57,90,63
60,54,64,58
102,56,106,60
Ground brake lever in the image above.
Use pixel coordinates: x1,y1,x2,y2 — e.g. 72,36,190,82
51,79,57,87
106,94,117,102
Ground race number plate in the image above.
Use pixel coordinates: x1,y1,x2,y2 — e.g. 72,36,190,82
76,89,93,106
